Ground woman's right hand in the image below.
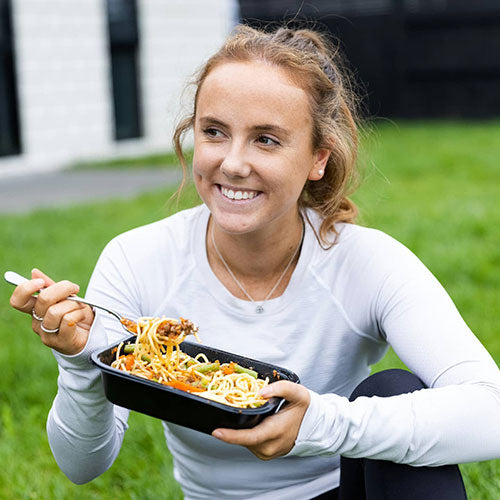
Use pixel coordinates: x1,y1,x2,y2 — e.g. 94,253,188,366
9,268,94,355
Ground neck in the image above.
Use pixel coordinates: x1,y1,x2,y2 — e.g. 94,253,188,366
207,212,304,301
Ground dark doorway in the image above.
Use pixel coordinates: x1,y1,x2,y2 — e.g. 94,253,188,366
106,0,143,140
0,0,21,156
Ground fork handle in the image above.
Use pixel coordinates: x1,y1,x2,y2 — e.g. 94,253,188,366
65,296,123,321
4,270,123,321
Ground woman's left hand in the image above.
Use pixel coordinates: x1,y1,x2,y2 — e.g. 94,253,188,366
212,381,310,460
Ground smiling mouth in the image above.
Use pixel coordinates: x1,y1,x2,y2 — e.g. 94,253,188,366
218,185,261,201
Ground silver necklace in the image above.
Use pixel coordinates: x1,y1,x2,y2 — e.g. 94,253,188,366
211,218,304,314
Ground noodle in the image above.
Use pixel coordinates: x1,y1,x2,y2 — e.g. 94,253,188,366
111,316,269,408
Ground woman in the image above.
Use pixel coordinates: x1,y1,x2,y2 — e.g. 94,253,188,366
9,26,500,499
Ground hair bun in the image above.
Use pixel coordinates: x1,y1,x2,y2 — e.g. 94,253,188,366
273,28,337,83
274,28,330,57
293,29,330,54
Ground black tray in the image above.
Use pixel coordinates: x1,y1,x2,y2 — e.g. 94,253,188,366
91,336,300,434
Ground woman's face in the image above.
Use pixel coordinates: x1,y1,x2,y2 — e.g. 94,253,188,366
193,60,329,236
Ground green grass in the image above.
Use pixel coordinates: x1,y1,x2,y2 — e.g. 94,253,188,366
70,150,192,171
1,121,499,499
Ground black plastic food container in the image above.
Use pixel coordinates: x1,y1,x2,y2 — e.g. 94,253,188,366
91,336,300,434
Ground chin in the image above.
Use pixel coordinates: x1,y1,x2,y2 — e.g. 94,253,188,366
209,210,259,234
215,218,255,235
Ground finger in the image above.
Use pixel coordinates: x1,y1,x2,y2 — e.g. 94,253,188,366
62,307,89,330
57,308,92,353
212,423,272,447
39,299,86,331
9,277,46,314
31,268,56,287
212,405,290,446
259,380,310,406
34,280,80,319
35,307,88,351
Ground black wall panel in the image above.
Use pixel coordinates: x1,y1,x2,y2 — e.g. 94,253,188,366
239,0,500,118
0,0,21,156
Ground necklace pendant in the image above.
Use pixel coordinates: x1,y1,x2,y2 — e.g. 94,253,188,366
256,305,264,314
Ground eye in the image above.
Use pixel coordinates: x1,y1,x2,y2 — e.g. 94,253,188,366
256,135,280,147
203,127,224,139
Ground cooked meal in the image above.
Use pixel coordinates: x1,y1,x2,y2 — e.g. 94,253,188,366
111,316,269,408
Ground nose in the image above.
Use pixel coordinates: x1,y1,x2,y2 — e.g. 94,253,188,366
220,141,252,179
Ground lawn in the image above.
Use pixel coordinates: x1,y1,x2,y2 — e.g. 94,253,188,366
71,150,192,171
0,120,499,499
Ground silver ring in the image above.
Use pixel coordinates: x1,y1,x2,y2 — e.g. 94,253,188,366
32,308,44,321
40,323,59,334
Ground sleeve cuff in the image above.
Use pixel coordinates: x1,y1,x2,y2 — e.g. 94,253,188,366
289,389,325,456
285,389,351,458
51,313,109,370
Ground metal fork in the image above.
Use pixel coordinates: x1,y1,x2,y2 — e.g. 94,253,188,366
4,270,137,334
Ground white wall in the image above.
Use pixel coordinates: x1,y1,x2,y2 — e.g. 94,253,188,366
0,0,236,178
138,0,236,152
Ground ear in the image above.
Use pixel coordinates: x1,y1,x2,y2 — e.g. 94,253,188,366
308,148,331,181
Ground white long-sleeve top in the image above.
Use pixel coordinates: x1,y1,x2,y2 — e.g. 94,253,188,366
47,205,500,499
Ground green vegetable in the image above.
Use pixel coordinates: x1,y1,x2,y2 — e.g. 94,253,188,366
194,362,220,374
234,364,258,379
180,359,197,369
122,344,150,363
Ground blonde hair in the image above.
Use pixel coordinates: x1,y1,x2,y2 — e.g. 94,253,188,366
173,24,361,247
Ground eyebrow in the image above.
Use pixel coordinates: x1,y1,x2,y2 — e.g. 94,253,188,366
198,115,291,138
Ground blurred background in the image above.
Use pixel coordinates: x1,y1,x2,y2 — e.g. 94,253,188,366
2,0,500,176
0,0,237,176
0,1,499,499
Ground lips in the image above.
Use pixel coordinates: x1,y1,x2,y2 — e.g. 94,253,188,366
219,184,261,201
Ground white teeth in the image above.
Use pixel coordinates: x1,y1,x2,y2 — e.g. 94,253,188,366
221,187,258,200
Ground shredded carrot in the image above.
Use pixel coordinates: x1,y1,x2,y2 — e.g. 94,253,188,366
222,362,235,375
124,355,135,371
164,380,204,393
67,321,75,327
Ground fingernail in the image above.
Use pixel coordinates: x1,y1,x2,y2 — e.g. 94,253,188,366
212,430,223,439
34,279,45,287
259,386,273,398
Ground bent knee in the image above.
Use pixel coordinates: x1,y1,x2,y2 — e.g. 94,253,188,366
350,369,426,401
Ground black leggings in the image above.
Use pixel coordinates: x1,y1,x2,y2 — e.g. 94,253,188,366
312,369,467,500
